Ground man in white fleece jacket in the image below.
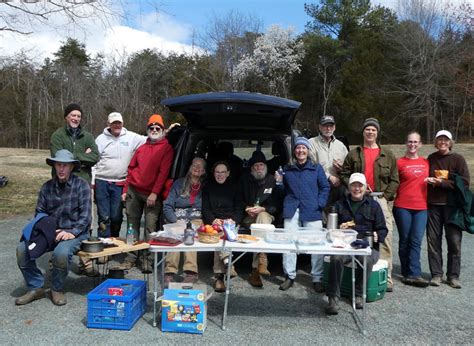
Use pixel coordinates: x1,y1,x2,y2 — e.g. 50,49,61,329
92,112,146,237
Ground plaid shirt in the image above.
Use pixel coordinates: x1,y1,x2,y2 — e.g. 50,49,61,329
35,174,91,236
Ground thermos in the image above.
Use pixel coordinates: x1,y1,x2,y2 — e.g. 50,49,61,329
364,231,374,247
327,206,338,230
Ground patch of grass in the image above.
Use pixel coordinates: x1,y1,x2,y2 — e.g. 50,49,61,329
0,148,50,218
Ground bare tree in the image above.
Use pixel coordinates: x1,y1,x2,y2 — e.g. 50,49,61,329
198,9,262,90
0,0,121,35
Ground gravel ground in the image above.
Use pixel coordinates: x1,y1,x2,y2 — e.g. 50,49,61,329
1,215,473,345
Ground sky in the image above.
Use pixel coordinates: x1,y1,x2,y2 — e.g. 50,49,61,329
0,0,465,64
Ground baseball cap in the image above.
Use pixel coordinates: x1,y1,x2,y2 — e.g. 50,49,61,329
435,130,452,140
320,115,335,125
349,173,367,186
108,112,123,123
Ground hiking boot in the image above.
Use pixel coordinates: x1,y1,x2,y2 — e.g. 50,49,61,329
164,273,175,288
446,278,461,289
257,253,271,276
182,271,199,284
279,277,294,291
214,275,226,293
355,296,364,309
313,281,325,293
51,290,67,306
430,276,442,287
15,288,46,305
410,277,430,288
249,268,263,288
325,296,338,315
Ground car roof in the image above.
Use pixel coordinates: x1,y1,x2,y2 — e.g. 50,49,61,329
162,91,301,132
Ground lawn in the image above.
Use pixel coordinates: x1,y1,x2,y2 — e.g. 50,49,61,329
1,144,473,218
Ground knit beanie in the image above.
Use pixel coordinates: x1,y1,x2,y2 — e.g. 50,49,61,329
362,117,380,132
248,151,267,167
294,137,311,149
64,103,82,118
147,114,165,128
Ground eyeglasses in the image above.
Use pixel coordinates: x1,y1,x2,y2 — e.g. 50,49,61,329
215,171,228,175
148,126,162,131
407,141,419,144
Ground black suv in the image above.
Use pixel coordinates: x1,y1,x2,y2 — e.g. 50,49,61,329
162,91,302,180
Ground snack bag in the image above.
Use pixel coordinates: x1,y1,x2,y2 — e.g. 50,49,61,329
223,219,238,242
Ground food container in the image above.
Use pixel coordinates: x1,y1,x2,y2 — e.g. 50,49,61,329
163,222,186,235
296,229,327,246
264,229,296,244
328,229,358,245
197,231,223,244
190,219,203,230
250,223,275,238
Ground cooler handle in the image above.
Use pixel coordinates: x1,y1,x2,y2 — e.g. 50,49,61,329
379,268,387,285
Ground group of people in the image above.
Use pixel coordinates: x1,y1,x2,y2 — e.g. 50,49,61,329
15,106,470,318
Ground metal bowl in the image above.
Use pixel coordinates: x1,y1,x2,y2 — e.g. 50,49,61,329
81,239,104,253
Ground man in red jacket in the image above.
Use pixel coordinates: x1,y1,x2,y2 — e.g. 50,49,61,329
121,114,174,272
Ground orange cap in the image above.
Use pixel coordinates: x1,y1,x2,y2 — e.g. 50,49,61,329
147,114,165,128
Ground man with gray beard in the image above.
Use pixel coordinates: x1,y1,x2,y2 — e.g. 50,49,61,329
239,151,281,288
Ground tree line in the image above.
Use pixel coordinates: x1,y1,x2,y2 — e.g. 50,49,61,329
0,0,472,148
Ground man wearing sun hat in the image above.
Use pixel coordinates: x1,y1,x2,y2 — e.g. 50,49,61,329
121,114,174,272
340,117,399,292
325,172,388,315
92,112,146,237
16,149,91,306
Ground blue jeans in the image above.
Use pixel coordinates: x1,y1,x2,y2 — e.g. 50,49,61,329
282,209,324,282
95,179,124,237
393,207,427,278
16,233,88,291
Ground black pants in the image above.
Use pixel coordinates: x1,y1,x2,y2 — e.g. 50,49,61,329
427,205,463,279
327,250,379,298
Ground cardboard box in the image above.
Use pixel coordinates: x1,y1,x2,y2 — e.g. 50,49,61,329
161,283,207,334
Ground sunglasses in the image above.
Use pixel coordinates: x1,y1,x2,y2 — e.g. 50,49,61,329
148,126,162,131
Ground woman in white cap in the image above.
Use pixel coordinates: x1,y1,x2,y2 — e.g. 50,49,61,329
275,136,330,292
425,130,470,288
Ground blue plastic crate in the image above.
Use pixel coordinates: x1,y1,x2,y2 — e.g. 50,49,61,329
87,279,146,330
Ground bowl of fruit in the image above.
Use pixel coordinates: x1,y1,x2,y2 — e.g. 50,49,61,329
196,224,223,243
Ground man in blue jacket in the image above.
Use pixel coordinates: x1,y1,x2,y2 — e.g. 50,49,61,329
15,150,91,306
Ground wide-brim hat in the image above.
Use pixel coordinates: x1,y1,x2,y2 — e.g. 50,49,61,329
46,149,80,172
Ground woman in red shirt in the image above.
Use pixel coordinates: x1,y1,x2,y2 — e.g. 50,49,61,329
393,131,429,287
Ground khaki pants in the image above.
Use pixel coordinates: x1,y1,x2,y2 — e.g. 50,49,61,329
374,197,394,285
124,185,162,263
213,251,231,274
242,211,274,269
165,252,198,274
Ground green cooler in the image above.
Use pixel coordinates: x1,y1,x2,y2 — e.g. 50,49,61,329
322,256,388,302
